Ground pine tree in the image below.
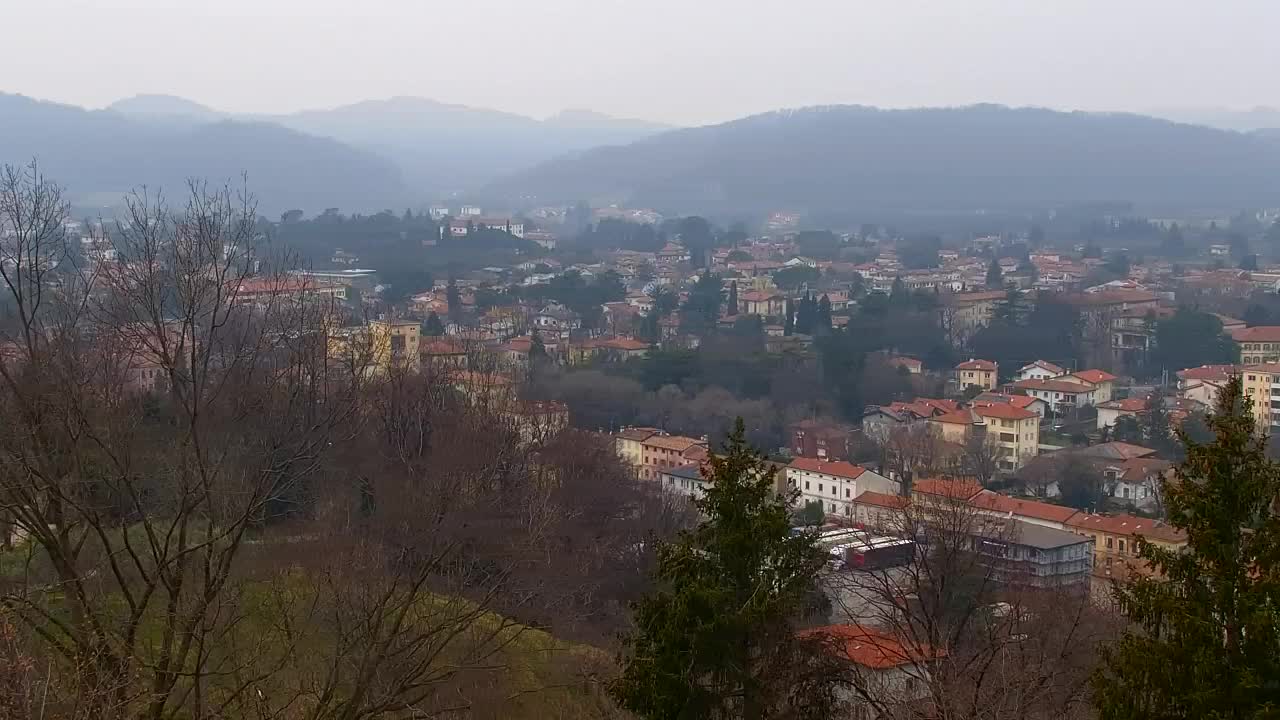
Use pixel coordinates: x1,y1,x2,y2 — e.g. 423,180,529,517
794,292,815,335
610,420,831,719
446,278,462,322
783,297,795,336
815,294,832,334
728,280,739,316
529,329,547,362
1092,375,1280,719
986,258,1004,289
1140,394,1175,458
423,312,445,336
889,276,907,305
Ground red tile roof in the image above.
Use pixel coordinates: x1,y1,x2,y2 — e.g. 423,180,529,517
956,359,997,371
802,624,945,669
1066,513,1187,544
853,491,909,509
1232,326,1280,343
1176,364,1239,382
972,402,1037,421
973,492,1080,524
1071,369,1118,385
1019,360,1065,375
912,478,985,501
1097,397,1148,412
788,457,868,479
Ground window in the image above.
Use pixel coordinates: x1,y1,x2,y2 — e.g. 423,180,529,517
845,488,851,498
1105,537,1114,549
804,481,810,490
1119,540,1126,553
818,483,824,493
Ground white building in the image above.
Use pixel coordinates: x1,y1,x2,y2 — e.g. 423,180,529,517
787,458,897,519
1017,360,1066,382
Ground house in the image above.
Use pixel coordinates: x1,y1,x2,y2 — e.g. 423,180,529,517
1101,457,1172,511
1016,360,1066,382
1177,364,1239,408
1095,396,1148,430
614,427,661,468
476,217,524,238
940,290,1007,347
803,624,943,714
973,392,1048,418
911,478,986,505
861,399,958,441
1065,512,1187,598
501,400,568,445
955,359,998,391
881,353,923,374
1066,369,1118,403
971,492,1081,531
658,463,711,500
787,458,898,519
419,337,470,371
634,433,709,481
739,290,785,318
328,319,421,374
1009,377,1096,413
1232,326,1280,365
597,336,651,361
790,419,858,461
1075,441,1158,462
928,402,1040,471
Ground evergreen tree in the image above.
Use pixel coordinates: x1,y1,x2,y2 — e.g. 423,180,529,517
889,276,907,305
783,297,795,336
794,292,815,335
727,280,739,316
446,278,462,323
610,421,831,720
423,312,445,336
1093,376,1280,719
1140,394,1176,458
986,258,1004,289
529,329,547,362
815,294,832,334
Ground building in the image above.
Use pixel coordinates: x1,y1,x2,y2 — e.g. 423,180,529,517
1067,369,1118,403
803,624,943,714
928,402,1040,471
1241,364,1280,432
420,337,470,371
658,463,711,500
617,431,709,482
329,319,421,374
1009,377,1096,413
1065,512,1187,598
955,359,998,391
501,400,569,445
614,427,661,469
790,419,858,461
851,491,911,532
969,518,1092,588
236,276,347,305
739,290,785,318
1177,364,1239,408
787,458,897,519
476,217,525,238
1232,326,1280,365
1095,396,1148,430
1016,360,1066,382
973,392,1048,418
940,290,1008,347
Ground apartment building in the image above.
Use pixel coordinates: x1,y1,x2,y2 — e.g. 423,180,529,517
613,427,710,481
929,402,1040,471
1241,364,1280,432
787,458,897,519
1232,326,1280,364
955,359,999,391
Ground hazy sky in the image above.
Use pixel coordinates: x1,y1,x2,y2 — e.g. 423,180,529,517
5,0,1278,126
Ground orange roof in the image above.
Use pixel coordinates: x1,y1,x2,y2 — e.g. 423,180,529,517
1098,397,1148,412
616,427,659,442
1232,326,1280,343
788,457,868,479
643,434,707,452
600,337,650,351
1177,364,1239,382
972,402,1037,421
1066,513,1186,544
1071,369,1118,385
932,409,979,425
420,338,468,355
803,624,944,669
1019,360,1066,375
739,290,783,302
912,478,984,501
853,490,909,509
1065,289,1159,306
956,359,997,371
973,492,1080,524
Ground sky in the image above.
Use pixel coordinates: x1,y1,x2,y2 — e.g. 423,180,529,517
4,0,1279,127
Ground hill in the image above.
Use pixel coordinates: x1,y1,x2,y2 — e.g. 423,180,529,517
480,104,1280,216
0,93,405,215
263,97,671,195
107,93,222,122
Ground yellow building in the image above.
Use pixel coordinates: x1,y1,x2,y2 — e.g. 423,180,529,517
1066,512,1186,598
1241,364,1280,432
929,401,1040,471
1233,327,1280,365
955,359,998,391
329,319,421,375
941,290,1007,346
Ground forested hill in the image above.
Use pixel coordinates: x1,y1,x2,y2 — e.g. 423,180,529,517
0,93,406,215
480,104,1280,215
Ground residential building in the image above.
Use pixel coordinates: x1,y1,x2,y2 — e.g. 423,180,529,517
419,337,470,371
787,458,898,519
803,624,943,715
658,463,710,500
476,217,525,238
1065,512,1187,598
1096,396,1147,430
1232,326,1280,365
1009,377,1096,413
929,402,1040,471
851,491,910,532
1016,360,1066,382
1067,369,1118,403
614,427,661,468
973,392,1048,418
1241,364,1280,432
739,290,785,318
1177,364,1239,408
636,433,709,481
329,319,421,374
940,290,1007,347
501,400,568,445
790,419,858,461
597,336,651,361
955,359,998,391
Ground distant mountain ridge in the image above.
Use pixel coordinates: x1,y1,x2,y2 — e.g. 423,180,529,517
107,94,674,195
0,93,405,214
480,104,1280,216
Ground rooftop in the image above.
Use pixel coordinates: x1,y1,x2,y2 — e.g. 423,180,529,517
1066,513,1187,544
956,359,997,371
1010,378,1095,394
788,457,868,479
1070,369,1119,385
1232,326,1280,343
